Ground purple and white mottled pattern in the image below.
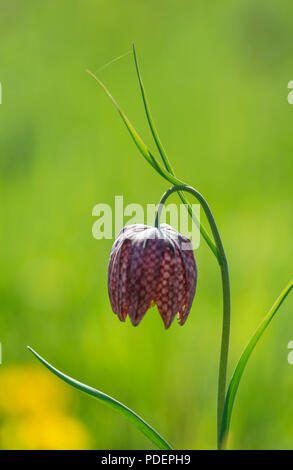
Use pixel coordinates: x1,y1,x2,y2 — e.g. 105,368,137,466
108,224,197,329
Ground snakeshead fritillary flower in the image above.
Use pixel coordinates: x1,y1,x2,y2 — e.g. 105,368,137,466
108,224,197,329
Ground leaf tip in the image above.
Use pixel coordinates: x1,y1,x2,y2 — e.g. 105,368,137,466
27,345,36,356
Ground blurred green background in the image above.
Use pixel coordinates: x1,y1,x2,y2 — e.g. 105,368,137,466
0,0,293,450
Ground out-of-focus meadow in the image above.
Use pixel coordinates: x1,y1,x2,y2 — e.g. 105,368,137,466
0,0,293,449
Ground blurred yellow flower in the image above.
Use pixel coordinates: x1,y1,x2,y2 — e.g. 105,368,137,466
0,364,92,449
0,413,91,450
0,365,68,415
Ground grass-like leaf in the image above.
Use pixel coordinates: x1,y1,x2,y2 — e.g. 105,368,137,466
86,69,165,178
219,279,293,449
132,44,173,174
87,66,219,259
131,44,219,260
27,346,173,450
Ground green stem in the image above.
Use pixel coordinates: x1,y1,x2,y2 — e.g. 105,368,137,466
217,257,230,449
154,185,230,449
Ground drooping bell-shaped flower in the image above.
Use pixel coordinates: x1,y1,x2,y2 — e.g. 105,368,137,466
108,224,197,329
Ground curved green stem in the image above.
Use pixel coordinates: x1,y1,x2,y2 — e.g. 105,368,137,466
155,185,230,449
217,258,230,448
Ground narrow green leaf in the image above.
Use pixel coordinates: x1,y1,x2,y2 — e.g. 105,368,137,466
87,67,219,259
219,279,293,449
132,44,173,174
86,69,164,177
86,71,178,188
131,48,219,259
27,346,173,450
